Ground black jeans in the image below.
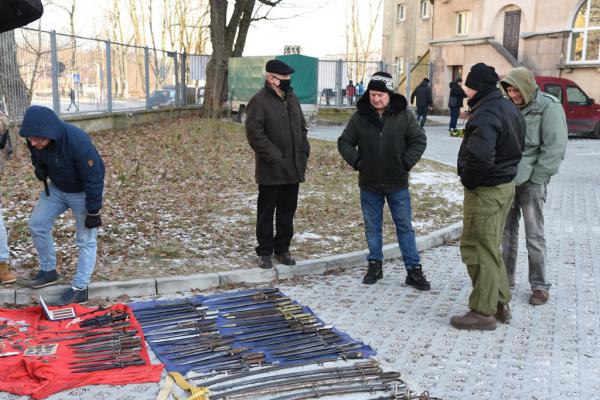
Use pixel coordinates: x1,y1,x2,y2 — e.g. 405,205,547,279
256,183,299,256
416,106,428,128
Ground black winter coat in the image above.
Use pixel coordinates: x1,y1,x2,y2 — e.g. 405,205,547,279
448,80,467,108
245,83,310,185
410,81,433,108
338,92,427,193
457,89,525,190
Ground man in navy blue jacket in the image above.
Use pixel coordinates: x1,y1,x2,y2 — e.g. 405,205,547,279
19,106,105,305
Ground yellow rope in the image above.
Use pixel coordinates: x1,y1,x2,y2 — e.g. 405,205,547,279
168,371,211,400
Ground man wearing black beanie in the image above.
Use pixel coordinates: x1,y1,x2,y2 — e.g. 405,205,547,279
452,63,525,330
338,72,430,290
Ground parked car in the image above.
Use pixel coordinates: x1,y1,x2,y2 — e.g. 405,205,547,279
148,90,173,107
535,76,600,138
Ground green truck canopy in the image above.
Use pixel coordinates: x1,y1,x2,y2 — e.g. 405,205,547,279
228,55,318,105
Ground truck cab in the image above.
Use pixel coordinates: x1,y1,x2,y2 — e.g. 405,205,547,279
535,76,600,138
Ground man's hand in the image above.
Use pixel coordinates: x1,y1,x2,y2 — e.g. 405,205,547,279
34,165,48,181
85,213,102,229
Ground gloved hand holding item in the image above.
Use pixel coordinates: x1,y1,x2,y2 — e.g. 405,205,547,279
34,164,48,181
85,213,102,229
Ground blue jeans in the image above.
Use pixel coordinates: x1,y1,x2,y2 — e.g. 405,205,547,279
360,189,420,270
0,206,9,262
502,181,550,291
29,183,98,288
449,107,461,130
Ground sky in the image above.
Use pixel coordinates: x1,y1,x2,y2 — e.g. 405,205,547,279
30,0,383,59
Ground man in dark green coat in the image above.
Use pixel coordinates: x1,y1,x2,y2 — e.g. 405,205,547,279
245,59,310,269
338,71,430,290
452,63,525,331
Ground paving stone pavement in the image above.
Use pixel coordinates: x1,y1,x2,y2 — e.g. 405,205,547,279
1,125,598,399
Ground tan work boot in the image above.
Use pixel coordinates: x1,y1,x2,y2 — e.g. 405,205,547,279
0,261,16,284
450,310,497,331
530,289,549,305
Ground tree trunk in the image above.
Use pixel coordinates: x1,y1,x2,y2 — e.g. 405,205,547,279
0,31,29,117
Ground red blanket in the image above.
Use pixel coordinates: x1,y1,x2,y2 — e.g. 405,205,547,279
0,303,163,399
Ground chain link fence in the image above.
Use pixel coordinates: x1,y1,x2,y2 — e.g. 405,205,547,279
0,27,209,121
2,27,433,119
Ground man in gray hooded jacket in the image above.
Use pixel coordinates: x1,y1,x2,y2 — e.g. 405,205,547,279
500,67,568,306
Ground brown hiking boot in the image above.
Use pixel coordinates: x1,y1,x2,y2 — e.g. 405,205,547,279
450,310,497,331
529,289,549,305
0,262,16,284
495,303,511,323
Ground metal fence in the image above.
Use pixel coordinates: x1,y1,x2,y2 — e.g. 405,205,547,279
1,27,431,119
0,28,209,120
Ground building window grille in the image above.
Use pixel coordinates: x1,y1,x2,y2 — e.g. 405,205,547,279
569,0,600,62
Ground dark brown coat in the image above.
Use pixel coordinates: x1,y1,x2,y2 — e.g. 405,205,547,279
245,83,310,185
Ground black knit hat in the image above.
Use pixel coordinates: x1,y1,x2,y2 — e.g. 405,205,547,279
465,63,499,91
265,59,294,75
366,71,394,94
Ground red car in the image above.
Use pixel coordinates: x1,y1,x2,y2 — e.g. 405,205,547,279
535,76,600,138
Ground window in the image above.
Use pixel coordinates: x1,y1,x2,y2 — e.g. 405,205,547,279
456,11,470,34
543,84,563,102
420,0,429,18
395,56,405,74
397,3,406,22
569,0,600,62
566,85,589,105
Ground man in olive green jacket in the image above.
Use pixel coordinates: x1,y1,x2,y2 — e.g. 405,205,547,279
500,67,568,306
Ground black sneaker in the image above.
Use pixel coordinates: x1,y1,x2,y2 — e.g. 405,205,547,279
363,260,383,285
28,270,59,289
53,287,88,306
405,265,431,291
257,255,273,269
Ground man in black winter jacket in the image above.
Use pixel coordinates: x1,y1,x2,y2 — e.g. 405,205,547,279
451,63,525,331
338,72,430,290
410,78,433,128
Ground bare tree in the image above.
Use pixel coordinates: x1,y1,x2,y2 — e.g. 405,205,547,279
345,0,382,82
46,0,79,73
201,0,283,119
0,30,29,117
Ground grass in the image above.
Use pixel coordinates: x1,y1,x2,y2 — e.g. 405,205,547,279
2,116,462,283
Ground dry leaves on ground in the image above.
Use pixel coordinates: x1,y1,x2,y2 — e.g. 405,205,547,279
1,116,462,285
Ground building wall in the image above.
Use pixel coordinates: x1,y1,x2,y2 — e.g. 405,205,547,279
429,0,600,109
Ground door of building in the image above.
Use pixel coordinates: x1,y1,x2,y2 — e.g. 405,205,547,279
503,10,521,59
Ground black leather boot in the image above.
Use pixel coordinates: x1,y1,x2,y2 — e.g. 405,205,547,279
363,260,383,285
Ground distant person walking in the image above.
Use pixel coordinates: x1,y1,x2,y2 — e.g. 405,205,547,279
338,71,430,290
245,59,310,269
410,78,433,128
448,77,467,131
346,80,356,106
500,67,568,306
66,88,78,111
451,63,525,331
356,81,365,99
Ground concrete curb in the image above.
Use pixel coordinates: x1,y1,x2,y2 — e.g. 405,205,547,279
0,222,462,305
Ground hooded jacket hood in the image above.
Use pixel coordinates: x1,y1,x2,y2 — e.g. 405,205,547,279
500,67,538,106
19,105,65,142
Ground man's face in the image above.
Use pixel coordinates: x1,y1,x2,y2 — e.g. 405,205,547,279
464,86,477,100
369,90,390,112
268,73,291,90
27,136,51,149
506,86,525,106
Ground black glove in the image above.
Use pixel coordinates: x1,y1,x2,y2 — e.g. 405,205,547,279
85,213,102,229
34,164,48,181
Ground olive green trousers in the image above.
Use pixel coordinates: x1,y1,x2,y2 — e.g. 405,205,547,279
460,182,515,316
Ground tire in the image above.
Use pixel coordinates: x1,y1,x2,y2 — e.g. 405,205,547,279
593,123,600,139
238,106,247,124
